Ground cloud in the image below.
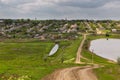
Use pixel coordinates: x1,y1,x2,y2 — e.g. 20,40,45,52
54,0,113,8
0,0,120,19
103,1,120,9
16,0,54,13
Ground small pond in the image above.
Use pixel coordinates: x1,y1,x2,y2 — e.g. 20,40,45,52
89,39,120,62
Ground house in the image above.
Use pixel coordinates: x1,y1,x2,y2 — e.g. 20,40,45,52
111,29,117,33
67,24,78,33
96,28,105,34
39,36,46,40
0,19,4,25
0,19,4,23
70,24,78,29
34,34,40,38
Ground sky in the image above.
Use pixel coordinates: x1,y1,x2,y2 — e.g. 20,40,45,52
0,0,120,20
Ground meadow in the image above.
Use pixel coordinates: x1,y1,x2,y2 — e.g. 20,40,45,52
0,34,120,80
0,36,83,80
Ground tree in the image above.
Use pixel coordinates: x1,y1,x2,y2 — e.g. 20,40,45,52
117,57,120,65
106,33,110,40
27,18,31,22
4,19,13,25
30,20,39,27
106,33,109,37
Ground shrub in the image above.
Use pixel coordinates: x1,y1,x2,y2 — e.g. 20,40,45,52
117,57,120,65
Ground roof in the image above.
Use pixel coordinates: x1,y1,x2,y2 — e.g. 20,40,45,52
0,19,4,23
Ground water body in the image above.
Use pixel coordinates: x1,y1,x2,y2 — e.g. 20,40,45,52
89,39,120,62
49,44,59,56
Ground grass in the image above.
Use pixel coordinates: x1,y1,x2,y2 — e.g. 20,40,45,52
94,64,120,80
0,41,54,80
0,34,119,80
0,36,83,80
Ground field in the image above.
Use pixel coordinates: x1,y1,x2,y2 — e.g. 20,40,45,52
94,65,120,80
0,36,83,80
0,34,120,80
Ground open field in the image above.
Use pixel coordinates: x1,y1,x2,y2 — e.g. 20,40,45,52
0,34,120,80
0,36,84,80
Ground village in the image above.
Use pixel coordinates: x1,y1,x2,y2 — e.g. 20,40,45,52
0,19,120,40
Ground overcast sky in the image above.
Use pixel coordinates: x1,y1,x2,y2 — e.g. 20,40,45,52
0,0,120,20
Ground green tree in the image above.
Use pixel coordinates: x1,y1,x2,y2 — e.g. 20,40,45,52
105,32,110,40
117,57,120,65
4,19,13,25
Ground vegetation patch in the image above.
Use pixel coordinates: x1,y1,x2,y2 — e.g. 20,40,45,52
0,36,83,80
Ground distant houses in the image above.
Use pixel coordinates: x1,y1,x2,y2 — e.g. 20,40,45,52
0,19,4,23
111,29,117,33
96,28,106,35
67,24,78,33
0,19,120,39
0,19,4,25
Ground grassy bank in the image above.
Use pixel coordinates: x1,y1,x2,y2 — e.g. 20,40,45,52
94,64,120,80
81,34,120,80
81,34,111,64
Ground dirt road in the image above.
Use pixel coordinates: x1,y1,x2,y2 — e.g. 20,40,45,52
42,34,98,80
42,65,98,80
75,34,87,63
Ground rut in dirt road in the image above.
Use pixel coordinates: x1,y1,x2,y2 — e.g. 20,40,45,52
42,66,98,80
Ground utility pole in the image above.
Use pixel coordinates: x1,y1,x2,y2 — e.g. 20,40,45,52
92,49,94,65
61,46,65,63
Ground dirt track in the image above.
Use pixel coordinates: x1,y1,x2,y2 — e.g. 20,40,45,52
42,34,98,80
42,65,98,80
75,34,87,63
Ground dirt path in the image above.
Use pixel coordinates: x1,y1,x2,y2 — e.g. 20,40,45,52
75,34,87,63
42,34,99,80
42,65,98,80
78,66,98,80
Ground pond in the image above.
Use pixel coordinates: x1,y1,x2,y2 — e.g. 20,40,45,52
49,44,59,56
89,39,120,62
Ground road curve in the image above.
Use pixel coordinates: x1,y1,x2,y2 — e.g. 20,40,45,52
41,65,98,80
41,34,98,80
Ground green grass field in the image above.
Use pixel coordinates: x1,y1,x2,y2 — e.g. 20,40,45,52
0,36,83,80
94,64,120,80
0,41,54,80
0,34,120,80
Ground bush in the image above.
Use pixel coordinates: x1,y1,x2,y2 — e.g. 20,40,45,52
117,57,120,65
